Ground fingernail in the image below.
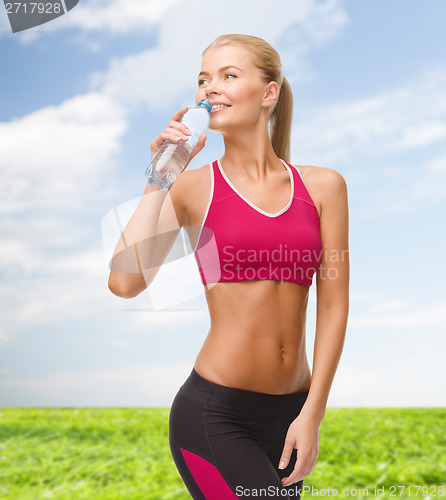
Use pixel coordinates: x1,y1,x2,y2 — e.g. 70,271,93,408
185,128,191,135
279,461,286,469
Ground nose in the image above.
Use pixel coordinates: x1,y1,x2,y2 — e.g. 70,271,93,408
205,79,222,98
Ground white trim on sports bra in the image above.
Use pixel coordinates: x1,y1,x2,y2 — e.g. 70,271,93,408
216,158,295,218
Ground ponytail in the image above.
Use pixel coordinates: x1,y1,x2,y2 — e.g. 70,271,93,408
269,76,293,163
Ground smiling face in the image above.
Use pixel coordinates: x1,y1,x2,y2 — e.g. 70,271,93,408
195,44,279,134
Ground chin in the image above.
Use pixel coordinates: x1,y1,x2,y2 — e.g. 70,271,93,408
209,122,228,132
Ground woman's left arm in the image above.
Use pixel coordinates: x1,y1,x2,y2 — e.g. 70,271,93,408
279,167,350,486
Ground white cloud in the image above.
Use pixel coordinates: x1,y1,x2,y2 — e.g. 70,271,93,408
349,301,446,330
0,362,195,406
413,150,446,203
125,307,208,331
7,0,348,56
0,271,111,331
293,67,446,166
62,0,183,34
369,300,410,314
0,91,127,213
0,238,106,276
7,0,183,45
349,290,380,302
302,0,350,45
0,241,208,335
331,362,445,407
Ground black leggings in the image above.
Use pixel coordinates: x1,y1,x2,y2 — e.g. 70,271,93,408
169,367,309,499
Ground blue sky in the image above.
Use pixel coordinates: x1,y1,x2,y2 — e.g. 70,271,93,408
0,0,445,407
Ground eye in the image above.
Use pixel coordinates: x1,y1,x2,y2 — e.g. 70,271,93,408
198,74,237,86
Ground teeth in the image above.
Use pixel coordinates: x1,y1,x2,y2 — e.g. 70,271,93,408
212,104,230,109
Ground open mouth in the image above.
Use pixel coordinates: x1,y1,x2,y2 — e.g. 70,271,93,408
211,104,231,113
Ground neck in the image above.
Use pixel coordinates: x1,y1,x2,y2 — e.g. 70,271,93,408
219,121,282,181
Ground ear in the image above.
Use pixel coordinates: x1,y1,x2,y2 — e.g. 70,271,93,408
262,81,280,109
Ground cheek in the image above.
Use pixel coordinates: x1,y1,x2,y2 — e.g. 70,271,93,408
232,81,257,100
235,82,264,108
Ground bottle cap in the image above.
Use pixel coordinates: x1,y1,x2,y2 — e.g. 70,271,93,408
197,99,212,114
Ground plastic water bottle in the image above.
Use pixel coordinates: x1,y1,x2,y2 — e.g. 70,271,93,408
145,99,212,190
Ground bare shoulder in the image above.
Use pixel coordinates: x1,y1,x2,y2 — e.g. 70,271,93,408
168,163,211,227
297,164,347,212
299,164,347,191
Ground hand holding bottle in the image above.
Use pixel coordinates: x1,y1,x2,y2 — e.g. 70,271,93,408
146,100,211,190
149,107,207,163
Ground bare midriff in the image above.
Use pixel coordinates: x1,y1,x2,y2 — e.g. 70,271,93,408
194,279,312,395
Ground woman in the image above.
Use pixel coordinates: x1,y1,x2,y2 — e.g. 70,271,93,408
108,34,349,499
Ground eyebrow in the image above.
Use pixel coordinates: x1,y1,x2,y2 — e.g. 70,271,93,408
198,65,243,77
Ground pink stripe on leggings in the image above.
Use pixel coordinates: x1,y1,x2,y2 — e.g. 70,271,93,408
181,448,239,499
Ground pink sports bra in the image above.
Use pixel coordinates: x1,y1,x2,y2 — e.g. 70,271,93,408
193,159,322,286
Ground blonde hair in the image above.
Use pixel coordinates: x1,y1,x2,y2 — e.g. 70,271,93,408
202,34,293,162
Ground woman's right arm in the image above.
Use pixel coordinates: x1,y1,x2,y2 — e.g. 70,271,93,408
107,107,206,299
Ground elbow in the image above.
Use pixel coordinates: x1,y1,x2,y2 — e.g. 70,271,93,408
107,247,148,298
108,281,135,299
108,275,145,299
108,285,136,299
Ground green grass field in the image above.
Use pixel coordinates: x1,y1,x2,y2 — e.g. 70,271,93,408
0,408,444,499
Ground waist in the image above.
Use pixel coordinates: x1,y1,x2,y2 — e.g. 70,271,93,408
195,325,310,394
179,367,309,418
